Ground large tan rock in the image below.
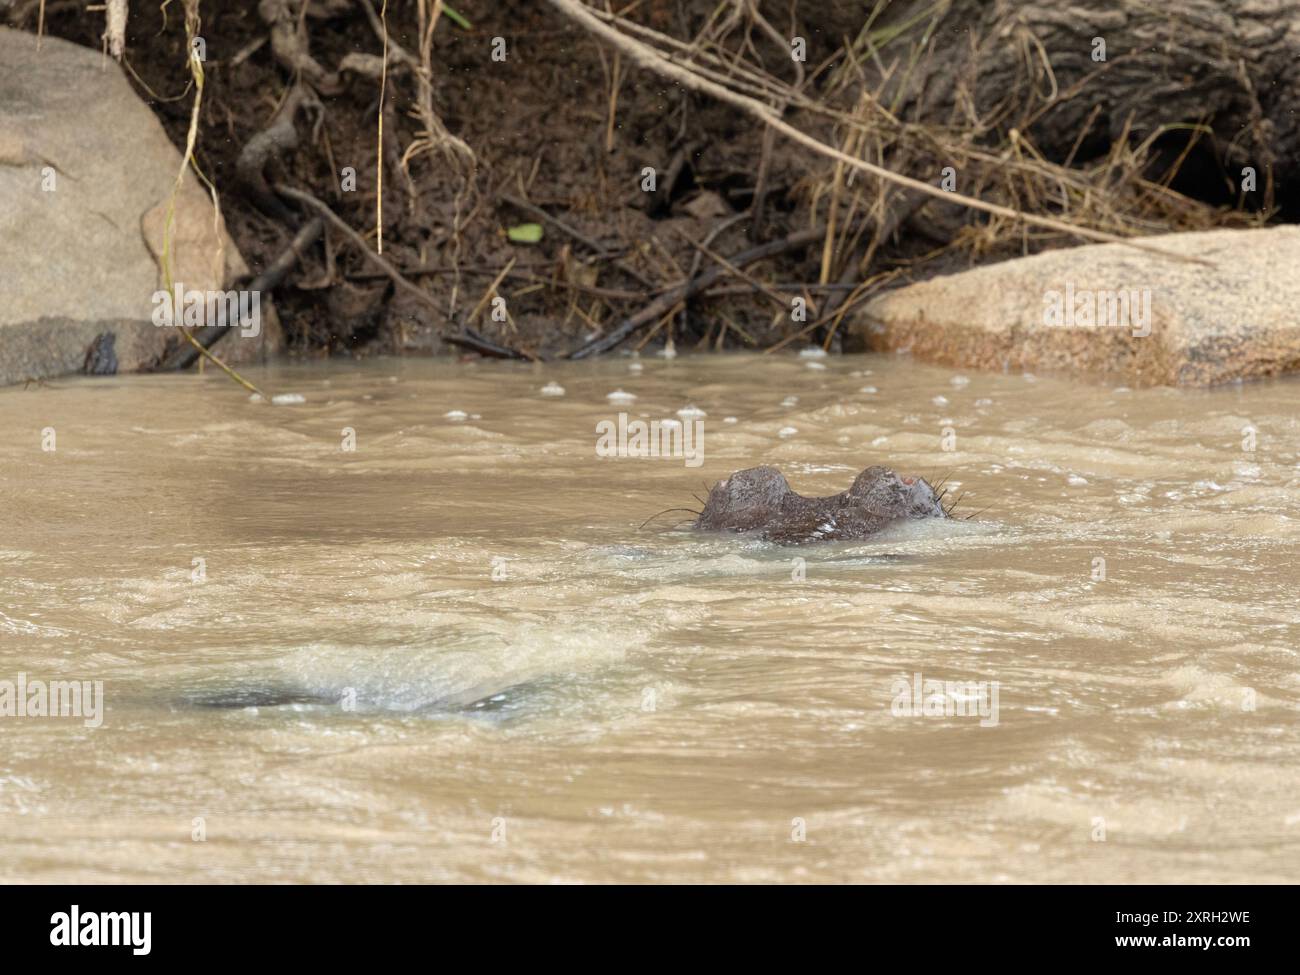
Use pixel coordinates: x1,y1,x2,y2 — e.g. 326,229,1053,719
849,227,1300,386
0,28,278,386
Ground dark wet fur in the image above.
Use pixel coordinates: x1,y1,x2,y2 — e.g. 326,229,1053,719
182,686,342,710
179,681,539,716
693,464,950,545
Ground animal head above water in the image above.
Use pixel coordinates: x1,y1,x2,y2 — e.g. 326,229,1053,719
847,465,948,520
694,464,948,544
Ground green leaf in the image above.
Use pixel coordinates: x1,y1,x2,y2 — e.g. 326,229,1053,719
507,223,544,244
441,5,473,30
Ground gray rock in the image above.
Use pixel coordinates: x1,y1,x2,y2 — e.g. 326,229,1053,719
0,27,279,386
849,227,1300,387
82,331,118,375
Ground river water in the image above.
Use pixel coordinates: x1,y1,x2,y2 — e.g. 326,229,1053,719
1,353,1297,883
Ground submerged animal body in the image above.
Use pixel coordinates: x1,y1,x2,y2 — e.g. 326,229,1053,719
179,679,539,716
693,465,948,544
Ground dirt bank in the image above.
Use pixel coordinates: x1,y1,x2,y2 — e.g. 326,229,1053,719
6,1,1283,366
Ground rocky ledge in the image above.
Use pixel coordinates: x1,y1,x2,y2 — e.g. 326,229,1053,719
848,226,1300,387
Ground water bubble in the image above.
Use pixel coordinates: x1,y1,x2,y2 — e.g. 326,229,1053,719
607,389,637,404
780,395,799,407
950,375,970,387
860,386,878,394
778,426,798,439
272,393,306,405
799,347,827,358
540,382,566,397
444,410,469,421
677,405,707,419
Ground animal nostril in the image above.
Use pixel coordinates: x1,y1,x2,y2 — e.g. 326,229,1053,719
901,476,915,486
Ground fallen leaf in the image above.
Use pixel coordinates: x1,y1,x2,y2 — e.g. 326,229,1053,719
507,223,544,244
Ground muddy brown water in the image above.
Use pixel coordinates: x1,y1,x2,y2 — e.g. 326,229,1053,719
1,353,1298,883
